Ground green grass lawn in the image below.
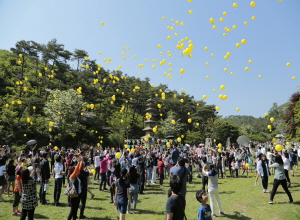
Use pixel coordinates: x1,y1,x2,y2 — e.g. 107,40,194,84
1,169,300,220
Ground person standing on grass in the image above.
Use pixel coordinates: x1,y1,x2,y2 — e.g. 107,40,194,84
170,157,189,198
165,175,186,220
114,168,130,220
158,156,165,187
40,152,50,204
257,154,270,193
99,154,109,191
20,168,42,220
151,153,158,184
202,164,224,218
196,189,212,220
269,155,294,204
94,152,100,181
6,159,16,197
12,166,22,216
127,166,140,214
67,157,83,220
0,156,8,201
53,155,65,206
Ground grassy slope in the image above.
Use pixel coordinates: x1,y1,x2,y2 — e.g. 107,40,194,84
1,169,300,220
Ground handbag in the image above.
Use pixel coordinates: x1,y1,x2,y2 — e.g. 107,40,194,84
64,182,77,196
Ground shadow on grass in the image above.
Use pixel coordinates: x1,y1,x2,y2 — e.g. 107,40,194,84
219,191,235,194
87,216,114,220
139,209,165,215
34,213,50,219
221,212,252,220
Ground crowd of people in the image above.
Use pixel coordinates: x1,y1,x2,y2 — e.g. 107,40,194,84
0,142,299,220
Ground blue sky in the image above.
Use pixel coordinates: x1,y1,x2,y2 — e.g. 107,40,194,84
1,0,299,118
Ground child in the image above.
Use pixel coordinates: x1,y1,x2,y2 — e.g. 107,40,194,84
241,159,249,178
196,189,212,220
12,167,22,216
234,158,239,178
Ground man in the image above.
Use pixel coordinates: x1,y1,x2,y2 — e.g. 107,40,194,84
171,144,180,166
94,152,100,180
170,157,189,198
40,152,50,204
53,155,64,206
257,154,270,193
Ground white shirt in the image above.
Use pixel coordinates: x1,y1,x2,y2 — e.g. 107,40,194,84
163,156,170,166
283,158,290,170
297,149,300,157
261,148,266,155
94,156,100,167
54,163,64,178
0,165,6,176
132,158,138,167
267,152,273,161
205,171,219,191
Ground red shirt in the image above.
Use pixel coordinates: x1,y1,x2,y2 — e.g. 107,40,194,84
14,175,22,192
158,161,164,174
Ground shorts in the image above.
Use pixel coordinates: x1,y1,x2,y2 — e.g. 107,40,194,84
8,175,16,182
0,175,7,186
117,199,128,214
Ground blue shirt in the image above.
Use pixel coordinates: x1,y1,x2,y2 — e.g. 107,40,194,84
198,204,212,220
171,148,180,165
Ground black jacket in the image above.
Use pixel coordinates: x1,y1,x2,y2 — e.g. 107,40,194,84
40,158,50,181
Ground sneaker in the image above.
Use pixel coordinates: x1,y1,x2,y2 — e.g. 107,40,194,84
263,189,266,193
0,196,4,201
16,210,22,215
12,212,18,216
220,211,225,215
212,214,218,217
269,201,273,204
265,189,270,193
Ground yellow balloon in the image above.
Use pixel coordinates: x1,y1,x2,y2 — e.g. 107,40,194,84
218,149,222,153
233,2,238,8
252,16,256,20
236,108,240,111
177,137,182,142
275,144,283,152
212,25,217,29
220,85,226,90
172,120,176,124
189,10,193,14
286,63,291,66
232,25,237,29
91,169,96,175
270,117,275,122
188,118,192,123
180,69,185,73
292,76,296,80
180,99,184,103
245,163,250,168
204,47,209,50
202,95,207,99
220,17,224,22
286,142,290,145
244,22,248,25
218,143,222,148
216,106,220,111
223,12,227,16
258,75,262,78
248,60,253,63
245,67,249,71
267,125,272,129
210,18,215,24
264,113,269,116
241,39,247,44
250,1,256,7
131,149,135,153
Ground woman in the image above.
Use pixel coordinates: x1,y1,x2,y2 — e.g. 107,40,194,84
257,154,270,193
0,157,8,201
202,164,224,217
67,158,83,220
127,166,140,214
20,168,42,220
269,155,293,204
145,153,153,186
114,168,130,220
6,159,16,196
283,152,291,187
165,175,186,220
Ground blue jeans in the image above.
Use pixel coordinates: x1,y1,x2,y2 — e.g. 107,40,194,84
147,167,152,184
39,182,46,203
117,199,128,214
54,177,63,204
